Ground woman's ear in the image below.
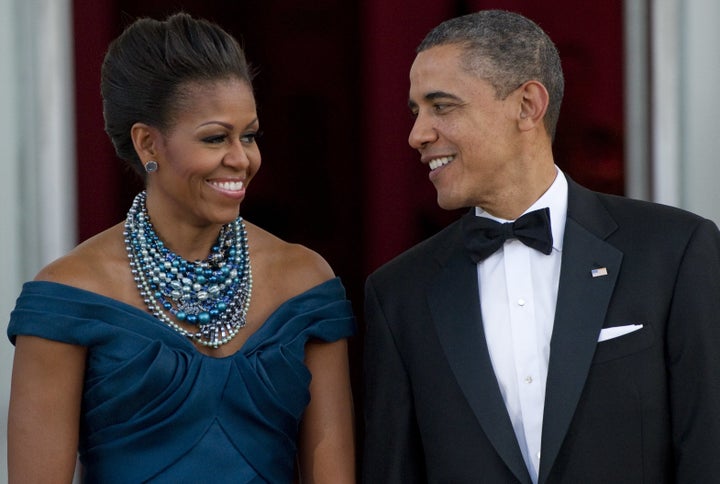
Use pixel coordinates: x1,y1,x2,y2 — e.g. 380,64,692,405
130,122,159,161
517,80,550,133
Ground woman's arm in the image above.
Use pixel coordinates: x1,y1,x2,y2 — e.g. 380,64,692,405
247,227,356,482
298,339,356,484
8,335,86,484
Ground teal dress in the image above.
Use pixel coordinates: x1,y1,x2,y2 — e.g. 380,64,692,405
8,278,355,483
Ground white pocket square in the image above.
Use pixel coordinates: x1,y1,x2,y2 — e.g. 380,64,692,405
598,324,644,342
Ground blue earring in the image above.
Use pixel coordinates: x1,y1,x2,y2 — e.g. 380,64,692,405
144,160,158,173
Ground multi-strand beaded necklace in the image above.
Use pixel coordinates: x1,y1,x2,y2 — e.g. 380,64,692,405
124,191,252,348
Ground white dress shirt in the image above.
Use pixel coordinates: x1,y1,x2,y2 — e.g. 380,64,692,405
473,168,568,482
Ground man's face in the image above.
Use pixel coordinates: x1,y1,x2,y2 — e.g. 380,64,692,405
408,43,524,211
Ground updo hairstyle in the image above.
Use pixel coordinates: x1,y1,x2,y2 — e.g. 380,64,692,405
100,12,254,177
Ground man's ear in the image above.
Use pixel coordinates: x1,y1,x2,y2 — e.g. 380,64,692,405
130,122,160,161
517,80,549,133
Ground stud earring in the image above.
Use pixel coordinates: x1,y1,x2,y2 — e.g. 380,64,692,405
144,160,158,173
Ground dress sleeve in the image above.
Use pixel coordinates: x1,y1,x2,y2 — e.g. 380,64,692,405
241,277,356,357
8,281,124,347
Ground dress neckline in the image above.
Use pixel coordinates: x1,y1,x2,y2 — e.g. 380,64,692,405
24,278,343,359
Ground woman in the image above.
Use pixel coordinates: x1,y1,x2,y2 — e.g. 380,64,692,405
7,13,356,483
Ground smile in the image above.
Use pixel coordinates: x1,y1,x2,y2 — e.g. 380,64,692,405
209,180,244,191
428,156,454,171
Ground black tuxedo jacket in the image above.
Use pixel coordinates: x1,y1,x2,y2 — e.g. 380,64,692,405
363,180,720,483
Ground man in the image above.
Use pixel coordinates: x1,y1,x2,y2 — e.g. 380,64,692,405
362,10,720,484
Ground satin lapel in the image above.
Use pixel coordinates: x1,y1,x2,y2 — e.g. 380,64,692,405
428,244,533,484
538,183,623,484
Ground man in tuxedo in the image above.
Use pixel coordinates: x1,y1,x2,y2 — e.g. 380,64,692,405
362,9,720,484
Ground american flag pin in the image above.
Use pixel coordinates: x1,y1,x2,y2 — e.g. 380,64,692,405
591,267,608,278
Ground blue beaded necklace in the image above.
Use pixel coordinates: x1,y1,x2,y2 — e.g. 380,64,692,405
124,191,252,348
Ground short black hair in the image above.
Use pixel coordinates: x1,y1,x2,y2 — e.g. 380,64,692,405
418,10,564,140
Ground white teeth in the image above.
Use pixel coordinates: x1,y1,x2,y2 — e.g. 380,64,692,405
212,180,244,191
429,156,454,170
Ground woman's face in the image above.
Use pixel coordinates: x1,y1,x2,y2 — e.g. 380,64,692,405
146,78,261,229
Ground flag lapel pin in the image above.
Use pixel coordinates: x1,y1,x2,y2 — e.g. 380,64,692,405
591,267,608,278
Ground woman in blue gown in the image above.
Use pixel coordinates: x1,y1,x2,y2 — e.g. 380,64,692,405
7,13,356,483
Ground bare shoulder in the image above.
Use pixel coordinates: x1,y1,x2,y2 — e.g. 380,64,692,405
34,223,134,300
245,221,335,302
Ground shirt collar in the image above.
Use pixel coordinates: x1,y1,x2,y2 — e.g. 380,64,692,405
474,166,568,251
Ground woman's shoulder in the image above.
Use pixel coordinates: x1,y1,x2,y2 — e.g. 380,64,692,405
34,223,134,299
244,221,335,300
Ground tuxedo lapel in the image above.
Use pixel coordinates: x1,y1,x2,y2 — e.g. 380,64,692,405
538,182,623,484
427,238,533,484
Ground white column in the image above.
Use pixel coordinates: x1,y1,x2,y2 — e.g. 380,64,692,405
632,0,720,224
679,0,720,223
0,0,76,481
624,0,651,201
650,0,683,207
0,1,23,477
16,0,77,274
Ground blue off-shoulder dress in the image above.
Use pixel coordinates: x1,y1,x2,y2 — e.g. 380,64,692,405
7,278,355,483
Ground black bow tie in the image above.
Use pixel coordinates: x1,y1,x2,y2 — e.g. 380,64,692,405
462,207,553,263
